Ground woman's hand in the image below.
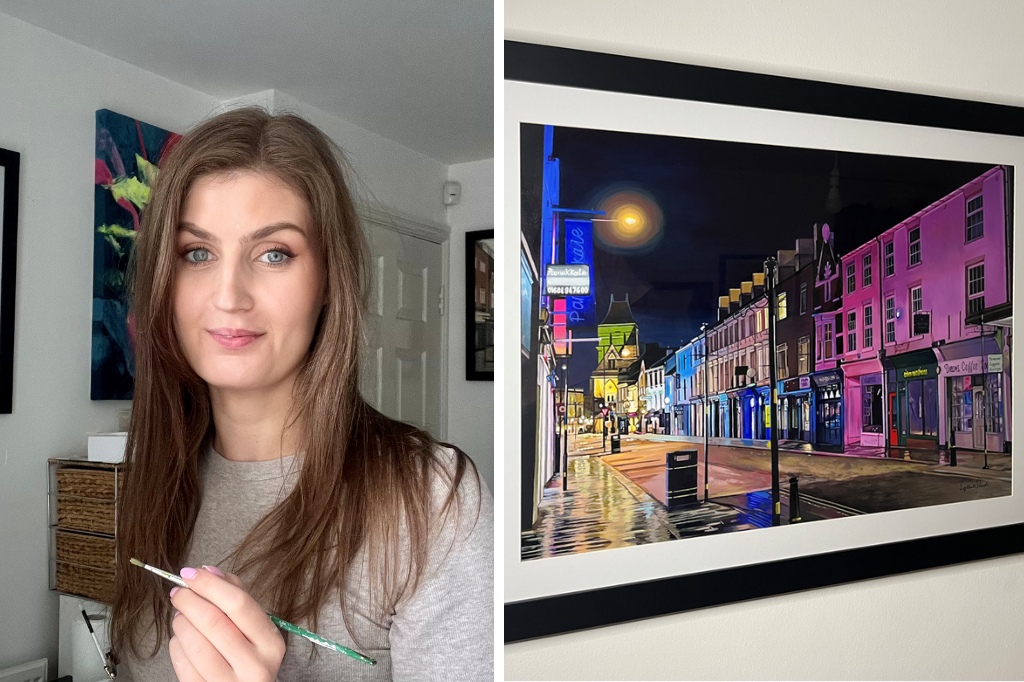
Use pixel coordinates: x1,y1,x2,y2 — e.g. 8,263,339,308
168,565,286,682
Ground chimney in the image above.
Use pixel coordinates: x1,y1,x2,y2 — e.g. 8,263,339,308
740,280,753,306
729,288,741,314
718,295,730,322
795,238,814,269
752,272,766,298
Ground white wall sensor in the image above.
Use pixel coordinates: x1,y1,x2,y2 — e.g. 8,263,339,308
443,180,462,206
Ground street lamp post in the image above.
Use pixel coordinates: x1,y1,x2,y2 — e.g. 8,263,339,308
701,322,710,503
561,362,569,492
765,257,782,526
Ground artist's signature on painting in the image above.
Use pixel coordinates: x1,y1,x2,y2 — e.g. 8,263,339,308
960,479,990,493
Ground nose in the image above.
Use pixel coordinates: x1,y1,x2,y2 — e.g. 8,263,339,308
212,257,255,312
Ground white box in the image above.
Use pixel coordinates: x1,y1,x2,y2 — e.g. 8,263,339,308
87,432,127,463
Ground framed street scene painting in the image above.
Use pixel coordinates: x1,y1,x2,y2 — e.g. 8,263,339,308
502,41,1024,641
0,147,19,415
467,228,495,380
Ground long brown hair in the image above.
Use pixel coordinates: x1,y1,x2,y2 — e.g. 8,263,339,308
111,107,476,660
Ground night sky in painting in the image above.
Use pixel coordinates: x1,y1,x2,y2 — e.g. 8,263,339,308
535,124,996,390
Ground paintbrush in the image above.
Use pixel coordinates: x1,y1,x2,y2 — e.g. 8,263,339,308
129,557,376,666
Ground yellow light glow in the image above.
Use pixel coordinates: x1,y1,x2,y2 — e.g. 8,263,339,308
623,216,637,225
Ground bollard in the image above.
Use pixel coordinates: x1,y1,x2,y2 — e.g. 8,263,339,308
950,443,957,467
788,476,802,523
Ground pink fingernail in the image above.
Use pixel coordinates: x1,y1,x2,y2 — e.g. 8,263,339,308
202,564,225,578
170,587,180,598
180,567,198,580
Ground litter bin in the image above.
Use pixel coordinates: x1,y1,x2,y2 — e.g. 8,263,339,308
610,433,621,454
666,449,699,510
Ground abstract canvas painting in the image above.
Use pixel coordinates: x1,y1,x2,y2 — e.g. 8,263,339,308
92,109,181,400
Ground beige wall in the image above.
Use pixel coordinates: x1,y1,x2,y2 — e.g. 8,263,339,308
504,1,1024,679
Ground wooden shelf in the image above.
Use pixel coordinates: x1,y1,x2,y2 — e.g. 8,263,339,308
47,458,126,605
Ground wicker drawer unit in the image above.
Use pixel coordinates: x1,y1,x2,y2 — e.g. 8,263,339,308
48,459,125,605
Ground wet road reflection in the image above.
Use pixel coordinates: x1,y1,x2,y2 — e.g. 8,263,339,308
521,455,758,561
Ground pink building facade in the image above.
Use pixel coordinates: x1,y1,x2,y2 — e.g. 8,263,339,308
840,165,1011,453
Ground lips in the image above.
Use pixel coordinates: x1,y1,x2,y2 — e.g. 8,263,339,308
208,328,264,349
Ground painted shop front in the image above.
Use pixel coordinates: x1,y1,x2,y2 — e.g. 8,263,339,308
842,356,885,448
885,348,940,451
935,335,1007,453
811,369,844,452
777,375,813,442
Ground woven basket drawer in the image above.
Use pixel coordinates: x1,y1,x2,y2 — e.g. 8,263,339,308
56,529,115,571
56,468,118,500
57,496,115,535
55,560,115,604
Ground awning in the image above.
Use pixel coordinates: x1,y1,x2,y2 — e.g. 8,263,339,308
965,301,1012,328
933,334,1000,361
884,348,938,370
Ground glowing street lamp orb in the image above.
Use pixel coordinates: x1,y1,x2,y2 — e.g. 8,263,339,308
593,186,664,253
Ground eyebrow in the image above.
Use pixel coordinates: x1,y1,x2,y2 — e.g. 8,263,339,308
177,221,308,244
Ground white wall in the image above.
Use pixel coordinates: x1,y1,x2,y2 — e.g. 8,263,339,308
446,159,495,490
0,10,219,671
504,1,1024,679
220,89,450,228
0,10,464,674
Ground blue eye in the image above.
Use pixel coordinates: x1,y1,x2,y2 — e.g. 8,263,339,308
259,249,293,266
185,248,210,263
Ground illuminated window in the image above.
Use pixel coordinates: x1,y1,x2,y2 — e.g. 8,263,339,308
798,336,810,375
777,292,787,320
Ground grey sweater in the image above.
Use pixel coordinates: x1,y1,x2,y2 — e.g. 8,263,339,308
119,443,493,681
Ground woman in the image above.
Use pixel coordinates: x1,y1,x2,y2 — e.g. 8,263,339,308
109,107,493,681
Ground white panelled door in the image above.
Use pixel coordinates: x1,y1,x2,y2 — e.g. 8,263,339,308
359,213,446,439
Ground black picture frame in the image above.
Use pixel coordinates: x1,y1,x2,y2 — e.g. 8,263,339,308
504,40,1024,643
466,228,494,381
0,148,20,415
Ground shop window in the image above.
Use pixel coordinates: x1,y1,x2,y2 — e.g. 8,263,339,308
987,373,1005,434
861,384,882,432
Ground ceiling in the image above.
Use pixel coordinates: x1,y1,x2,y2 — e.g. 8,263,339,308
0,0,493,164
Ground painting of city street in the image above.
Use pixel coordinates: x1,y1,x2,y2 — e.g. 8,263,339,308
519,122,1013,561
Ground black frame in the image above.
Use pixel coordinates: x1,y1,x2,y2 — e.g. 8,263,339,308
505,40,1024,643
465,228,494,381
0,148,19,415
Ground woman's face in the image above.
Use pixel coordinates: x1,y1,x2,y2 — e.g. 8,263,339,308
173,171,325,395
